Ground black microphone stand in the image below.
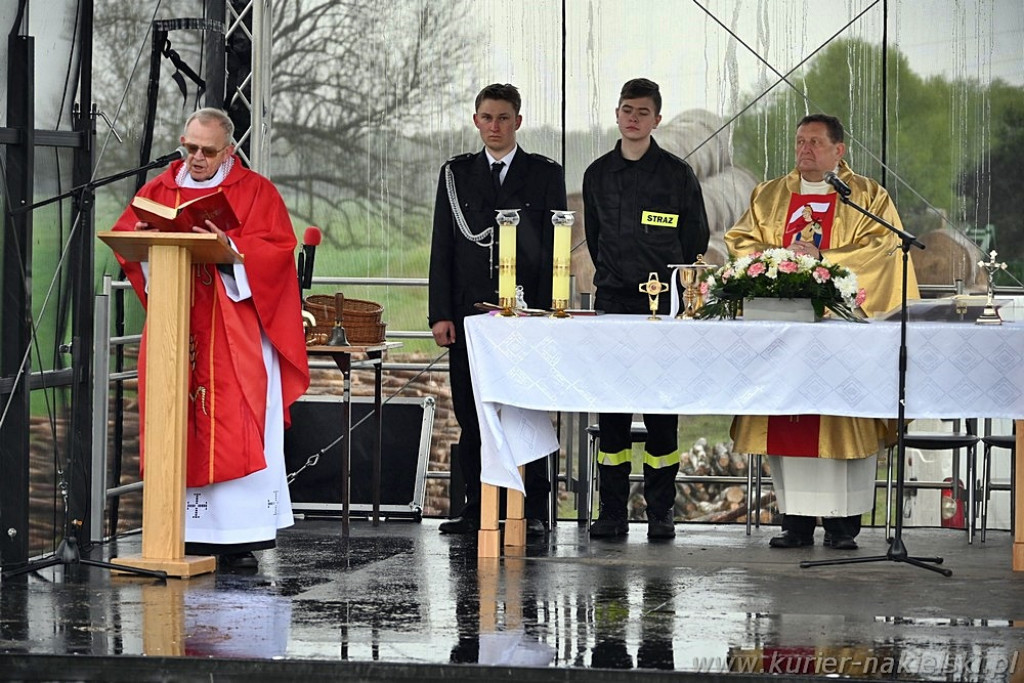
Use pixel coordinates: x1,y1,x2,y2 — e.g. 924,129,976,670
799,190,949,576
2,155,180,582
11,150,182,215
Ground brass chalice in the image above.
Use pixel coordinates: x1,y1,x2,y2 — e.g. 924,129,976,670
672,254,713,319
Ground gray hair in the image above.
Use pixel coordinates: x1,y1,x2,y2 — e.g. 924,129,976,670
183,107,235,141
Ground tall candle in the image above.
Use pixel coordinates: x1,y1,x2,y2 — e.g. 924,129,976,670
552,224,571,302
550,210,575,309
498,222,517,302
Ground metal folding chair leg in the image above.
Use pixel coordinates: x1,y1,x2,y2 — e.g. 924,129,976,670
584,422,647,529
980,433,1017,543
981,440,992,543
586,431,598,528
745,454,763,535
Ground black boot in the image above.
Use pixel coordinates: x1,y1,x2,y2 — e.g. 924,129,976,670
643,463,679,539
590,463,631,538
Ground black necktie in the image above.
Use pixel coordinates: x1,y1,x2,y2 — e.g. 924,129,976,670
491,161,505,192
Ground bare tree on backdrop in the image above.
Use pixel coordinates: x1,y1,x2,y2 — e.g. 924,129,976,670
91,0,475,248
268,0,476,247
91,0,209,206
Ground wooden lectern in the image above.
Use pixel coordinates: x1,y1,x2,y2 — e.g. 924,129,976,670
98,231,242,578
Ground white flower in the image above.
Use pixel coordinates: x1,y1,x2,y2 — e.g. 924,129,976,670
795,254,818,271
833,272,859,303
762,247,791,262
733,255,753,273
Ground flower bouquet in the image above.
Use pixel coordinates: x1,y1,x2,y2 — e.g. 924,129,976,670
695,248,866,322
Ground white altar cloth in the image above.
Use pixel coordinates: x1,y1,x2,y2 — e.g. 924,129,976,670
464,314,1024,492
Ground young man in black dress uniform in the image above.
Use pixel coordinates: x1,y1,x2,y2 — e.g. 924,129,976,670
428,83,568,536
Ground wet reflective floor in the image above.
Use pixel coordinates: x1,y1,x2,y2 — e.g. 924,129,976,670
2,519,1023,682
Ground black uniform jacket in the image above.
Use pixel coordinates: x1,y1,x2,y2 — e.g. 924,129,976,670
582,137,710,313
429,147,567,325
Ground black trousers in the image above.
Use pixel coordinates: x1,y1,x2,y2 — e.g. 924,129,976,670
597,412,678,460
447,318,549,520
781,513,862,539
591,299,679,468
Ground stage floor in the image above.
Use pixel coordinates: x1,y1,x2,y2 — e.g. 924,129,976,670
1,518,1022,682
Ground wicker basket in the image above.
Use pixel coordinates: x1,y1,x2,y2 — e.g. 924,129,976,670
304,294,386,345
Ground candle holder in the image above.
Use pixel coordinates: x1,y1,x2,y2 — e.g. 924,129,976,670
495,209,520,316
976,249,1007,326
550,210,575,318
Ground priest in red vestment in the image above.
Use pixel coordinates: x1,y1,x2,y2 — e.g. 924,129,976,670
112,108,310,571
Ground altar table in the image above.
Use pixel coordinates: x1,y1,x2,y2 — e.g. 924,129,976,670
464,315,1024,566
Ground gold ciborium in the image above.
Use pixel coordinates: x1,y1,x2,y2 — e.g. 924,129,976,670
671,254,713,319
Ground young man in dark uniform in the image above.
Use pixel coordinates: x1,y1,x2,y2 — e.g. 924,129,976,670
429,83,568,536
583,78,710,540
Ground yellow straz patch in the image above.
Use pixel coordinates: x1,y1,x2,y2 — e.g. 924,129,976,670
641,211,678,227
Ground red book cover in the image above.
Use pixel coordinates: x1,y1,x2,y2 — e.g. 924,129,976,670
130,189,239,233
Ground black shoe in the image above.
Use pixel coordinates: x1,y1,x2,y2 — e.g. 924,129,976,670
439,516,479,535
526,518,548,537
646,509,676,539
768,531,814,548
823,533,858,550
219,551,258,570
589,517,628,538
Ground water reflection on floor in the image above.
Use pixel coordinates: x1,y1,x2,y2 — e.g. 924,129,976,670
1,519,1022,681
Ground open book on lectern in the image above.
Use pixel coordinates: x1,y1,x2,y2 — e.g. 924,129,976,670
131,190,239,233
879,296,1011,322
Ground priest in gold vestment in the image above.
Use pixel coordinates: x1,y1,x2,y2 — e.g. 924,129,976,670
725,114,919,550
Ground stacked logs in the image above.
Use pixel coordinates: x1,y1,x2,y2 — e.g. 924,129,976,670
626,438,777,524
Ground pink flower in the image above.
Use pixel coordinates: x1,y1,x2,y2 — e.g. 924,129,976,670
700,281,709,296
778,260,798,273
855,288,867,306
747,262,766,277
813,266,831,283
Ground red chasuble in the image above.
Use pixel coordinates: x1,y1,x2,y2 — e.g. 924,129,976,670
112,159,310,486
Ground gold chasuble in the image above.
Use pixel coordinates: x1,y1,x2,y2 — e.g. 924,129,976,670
726,160,919,460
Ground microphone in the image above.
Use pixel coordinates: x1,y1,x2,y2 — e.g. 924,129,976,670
824,170,852,198
299,226,322,290
152,146,187,166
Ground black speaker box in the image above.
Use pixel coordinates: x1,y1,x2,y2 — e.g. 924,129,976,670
284,395,435,519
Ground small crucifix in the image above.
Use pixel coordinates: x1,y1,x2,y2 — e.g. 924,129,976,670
639,272,669,321
976,250,1007,326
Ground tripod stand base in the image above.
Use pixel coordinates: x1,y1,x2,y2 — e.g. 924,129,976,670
1,536,170,581
112,553,216,578
799,536,952,577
